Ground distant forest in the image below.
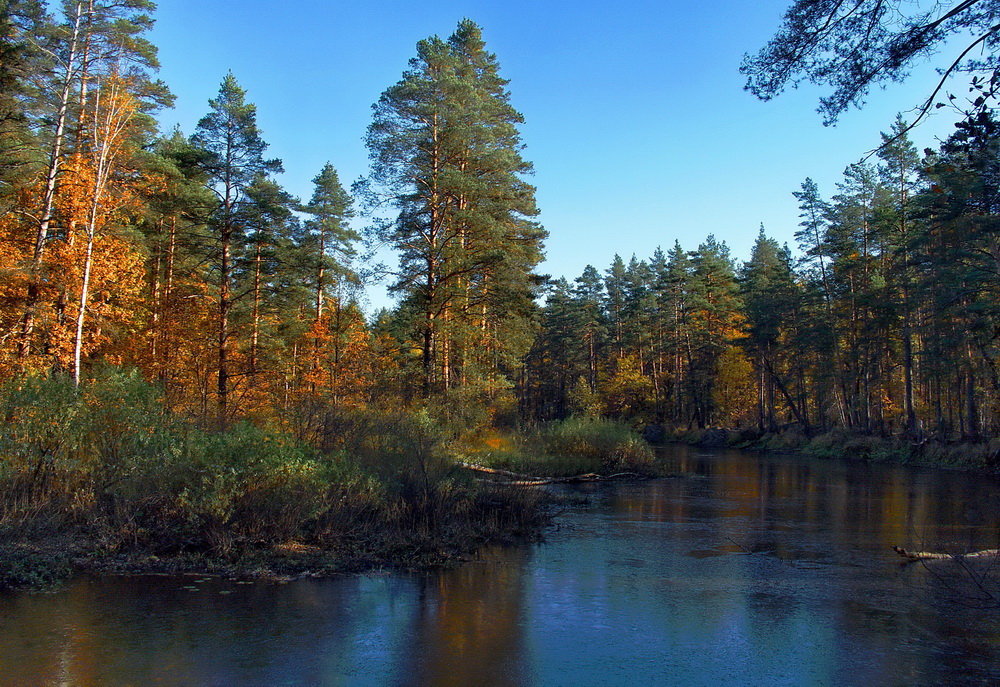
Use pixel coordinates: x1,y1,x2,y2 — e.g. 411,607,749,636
1,2,998,440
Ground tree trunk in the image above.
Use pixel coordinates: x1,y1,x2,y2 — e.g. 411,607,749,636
218,217,231,424
72,227,95,386
19,1,87,359
250,241,261,373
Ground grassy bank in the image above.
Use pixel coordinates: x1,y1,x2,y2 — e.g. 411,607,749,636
458,417,656,478
0,371,548,592
667,426,1000,471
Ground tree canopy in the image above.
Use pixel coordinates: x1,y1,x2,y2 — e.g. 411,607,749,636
742,0,1000,125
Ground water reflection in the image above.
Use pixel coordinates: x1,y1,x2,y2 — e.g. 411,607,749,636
396,549,529,686
1,446,998,685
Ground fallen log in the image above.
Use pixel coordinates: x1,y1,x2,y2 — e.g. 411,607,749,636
456,462,543,481
892,546,1000,562
457,461,643,485
504,472,643,486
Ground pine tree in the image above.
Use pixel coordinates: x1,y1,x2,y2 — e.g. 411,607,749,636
659,241,692,423
687,236,744,427
191,73,282,422
603,255,627,359
792,178,832,308
741,227,807,431
877,117,922,435
827,161,887,431
134,129,215,398
916,112,1000,437
572,265,606,391
0,0,46,198
365,19,544,396
303,163,357,321
238,174,297,377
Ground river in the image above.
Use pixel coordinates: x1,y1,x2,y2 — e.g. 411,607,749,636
1,445,998,686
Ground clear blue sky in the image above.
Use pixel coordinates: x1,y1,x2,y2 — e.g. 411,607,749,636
150,1,963,309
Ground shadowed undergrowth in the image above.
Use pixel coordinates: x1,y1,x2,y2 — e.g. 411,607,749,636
0,371,548,591
668,426,1000,470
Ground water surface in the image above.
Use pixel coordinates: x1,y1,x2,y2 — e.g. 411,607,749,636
2,446,999,685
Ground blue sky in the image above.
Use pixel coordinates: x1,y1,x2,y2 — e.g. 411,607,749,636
150,1,964,309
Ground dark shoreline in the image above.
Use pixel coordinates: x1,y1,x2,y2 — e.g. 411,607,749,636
0,501,554,594
661,426,1000,473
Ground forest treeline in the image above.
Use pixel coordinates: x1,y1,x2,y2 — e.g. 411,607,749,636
0,4,544,432
525,116,999,442
0,2,997,445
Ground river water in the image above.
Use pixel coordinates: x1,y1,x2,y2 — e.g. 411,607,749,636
1,446,998,686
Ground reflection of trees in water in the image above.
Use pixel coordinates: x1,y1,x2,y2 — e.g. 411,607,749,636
628,447,1000,680
0,564,529,685
0,578,133,685
0,575,409,684
652,445,1000,556
394,548,530,687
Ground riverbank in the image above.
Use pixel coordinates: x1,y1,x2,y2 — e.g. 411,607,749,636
665,426,1000,472
0,454,551,593
2,375,671,593
0,483,548,592
1,412,661,593
0,372,557,593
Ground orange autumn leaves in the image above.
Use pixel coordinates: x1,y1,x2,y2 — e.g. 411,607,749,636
1,65,395,425
1,76,145,378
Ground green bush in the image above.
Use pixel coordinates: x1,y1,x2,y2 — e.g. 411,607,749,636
0,369,179,502
171,424,325,549
0,373,89,502
319,408,453,494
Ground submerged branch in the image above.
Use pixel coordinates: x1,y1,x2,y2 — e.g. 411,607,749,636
893,546,1000,562
457,461,645,485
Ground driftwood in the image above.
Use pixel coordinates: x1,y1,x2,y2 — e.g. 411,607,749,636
893,546,1000,563
457,461,643,486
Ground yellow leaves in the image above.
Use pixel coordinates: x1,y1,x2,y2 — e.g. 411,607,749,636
687,303,748,345
598,354,654,419
56,153,96,227
712,346,756,428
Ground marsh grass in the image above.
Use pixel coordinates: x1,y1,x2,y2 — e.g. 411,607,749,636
465,417,655,477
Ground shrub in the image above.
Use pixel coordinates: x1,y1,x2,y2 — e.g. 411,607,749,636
471,417,655,477
541,416,654,472
174,423,330,550
0,373,88,504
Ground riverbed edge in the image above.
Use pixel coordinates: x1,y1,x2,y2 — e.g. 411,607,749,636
0,501,559,594
658,426,1000,473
